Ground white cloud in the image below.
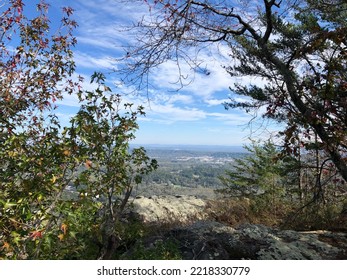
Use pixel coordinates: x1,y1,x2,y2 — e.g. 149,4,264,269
128,93,253,126
207,112,254,126
147,92,194,105
55,112,76,126
150,46,234,99
167,94,194,104
121,91,222,125
76,36,120,51
67,0,149,51
148,103,206,122
72,0,148,22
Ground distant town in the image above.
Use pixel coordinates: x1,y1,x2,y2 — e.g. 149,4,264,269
135,146,248,196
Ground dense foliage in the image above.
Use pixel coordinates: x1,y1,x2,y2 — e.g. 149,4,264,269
0,1,156,259
220,141,294,205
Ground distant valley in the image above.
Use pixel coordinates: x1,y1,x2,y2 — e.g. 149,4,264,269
133,145,248,198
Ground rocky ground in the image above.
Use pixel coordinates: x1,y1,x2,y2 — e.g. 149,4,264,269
163,221,347,260
126,195,347,260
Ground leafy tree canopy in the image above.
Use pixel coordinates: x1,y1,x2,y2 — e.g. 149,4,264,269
0,0,156,259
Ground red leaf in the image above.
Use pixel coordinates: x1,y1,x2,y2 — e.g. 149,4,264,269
29,230,43,240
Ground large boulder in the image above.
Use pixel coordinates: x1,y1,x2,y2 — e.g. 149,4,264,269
128,195,207,223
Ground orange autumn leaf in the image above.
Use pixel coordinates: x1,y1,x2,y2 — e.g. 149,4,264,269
1,242,10,251
61,223,68,235
85,160,92,169
63,150,71,156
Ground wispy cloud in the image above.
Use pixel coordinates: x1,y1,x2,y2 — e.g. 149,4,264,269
69,0,148,50
147,104,206,123
123,93,206,124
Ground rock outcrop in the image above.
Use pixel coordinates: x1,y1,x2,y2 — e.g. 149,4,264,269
128,195,207,223
161,221,347,260
126,195,347,260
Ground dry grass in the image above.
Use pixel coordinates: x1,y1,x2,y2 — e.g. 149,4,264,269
204,198,252,227
204,197,296,228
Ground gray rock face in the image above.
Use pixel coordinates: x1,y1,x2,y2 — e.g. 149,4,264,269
163,221,347,260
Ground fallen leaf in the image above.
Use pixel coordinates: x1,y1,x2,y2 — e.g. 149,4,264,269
63,150,71,156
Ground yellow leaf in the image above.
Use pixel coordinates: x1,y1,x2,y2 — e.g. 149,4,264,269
63,150,71,156
51,174,57,183
38,158,44,166
58,234,64,241
8,151,18,157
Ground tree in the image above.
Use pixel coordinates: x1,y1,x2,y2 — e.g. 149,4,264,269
119,0,347,185
0,0,79,259
219,139,297,213
64,73,158,259
0,1,156,259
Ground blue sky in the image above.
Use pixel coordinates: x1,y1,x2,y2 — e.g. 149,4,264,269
24,0,282,146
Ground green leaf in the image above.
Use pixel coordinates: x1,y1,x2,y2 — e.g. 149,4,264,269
4,201,17,209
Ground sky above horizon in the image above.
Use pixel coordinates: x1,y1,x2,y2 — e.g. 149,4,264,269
21,0,283,146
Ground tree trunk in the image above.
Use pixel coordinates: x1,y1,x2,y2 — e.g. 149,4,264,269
261,46,347,183
98,234,119,260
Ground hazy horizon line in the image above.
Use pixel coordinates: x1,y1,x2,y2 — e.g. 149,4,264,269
130,143,247,152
